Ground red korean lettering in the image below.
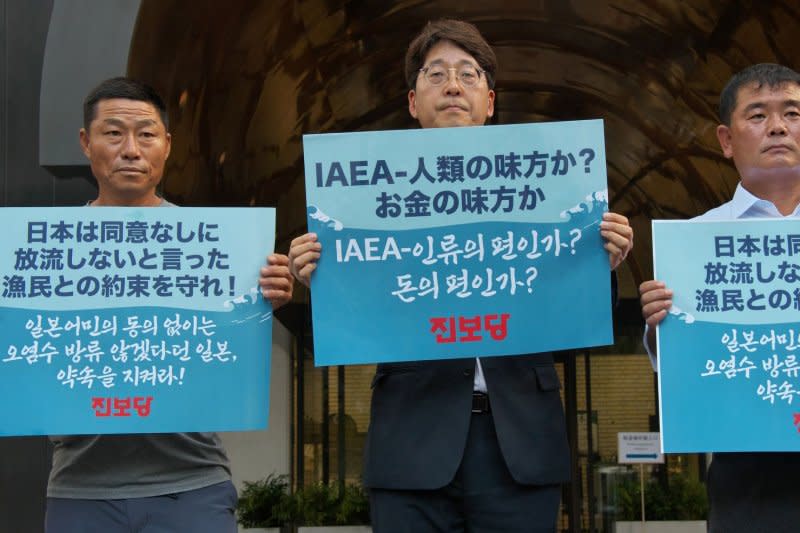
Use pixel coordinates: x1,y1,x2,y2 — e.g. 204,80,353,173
430,316,456,343
484,313,510,341
112,397,132,417
458,315,483,342
91,397,111,417
134,396,153,417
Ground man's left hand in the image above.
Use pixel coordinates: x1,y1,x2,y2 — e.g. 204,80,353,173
600,212,633,271
259,254,294,309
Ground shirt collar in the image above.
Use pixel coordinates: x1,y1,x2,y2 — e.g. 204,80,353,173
730,183,800,219
86,197,169,207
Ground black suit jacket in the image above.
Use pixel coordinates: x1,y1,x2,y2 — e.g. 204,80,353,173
362,273,619,490
362,353,570,490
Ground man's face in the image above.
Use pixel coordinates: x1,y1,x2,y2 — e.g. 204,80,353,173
716,81,800,182
408,40,495,129
80,98,171,206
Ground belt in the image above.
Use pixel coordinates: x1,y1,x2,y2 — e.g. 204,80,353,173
471,392,490,413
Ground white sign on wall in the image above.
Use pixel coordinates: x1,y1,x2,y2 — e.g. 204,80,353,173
618,432,664,464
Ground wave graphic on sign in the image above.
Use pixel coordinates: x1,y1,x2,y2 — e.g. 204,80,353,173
224,287,272,324
308,206,343,231
668,305,695,324
559,189,609,225
223,287,259,310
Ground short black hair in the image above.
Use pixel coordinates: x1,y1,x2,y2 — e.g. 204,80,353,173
83,77,168,130
719,63,800,126
405,19,497,91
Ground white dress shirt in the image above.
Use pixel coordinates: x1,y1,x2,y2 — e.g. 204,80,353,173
645,183,800,369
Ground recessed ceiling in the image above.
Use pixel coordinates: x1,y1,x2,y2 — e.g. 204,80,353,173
128,0,800,298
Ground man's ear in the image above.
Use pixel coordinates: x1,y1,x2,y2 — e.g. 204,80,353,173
79,128,91,159
487,89,495,119
165,132,172,160
716,124,734,159
408,89,418,120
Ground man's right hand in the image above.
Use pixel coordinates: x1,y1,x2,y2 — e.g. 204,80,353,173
639,279,673,355
289,232,322,288
639,279,673,328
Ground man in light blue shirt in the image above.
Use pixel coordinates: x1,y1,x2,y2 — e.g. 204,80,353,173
640,63,800,533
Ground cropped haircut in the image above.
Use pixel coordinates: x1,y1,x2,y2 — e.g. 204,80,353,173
719,63,800,126
405,19,497,90
83,77,168,130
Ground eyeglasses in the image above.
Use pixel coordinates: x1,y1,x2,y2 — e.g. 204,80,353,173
418,64,486,88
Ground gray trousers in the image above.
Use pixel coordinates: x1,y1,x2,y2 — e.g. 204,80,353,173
45,480,238,533
369,412,561,533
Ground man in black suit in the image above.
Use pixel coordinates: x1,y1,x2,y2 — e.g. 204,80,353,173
290,19,633,532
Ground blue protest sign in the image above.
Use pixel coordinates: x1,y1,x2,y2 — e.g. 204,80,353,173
654,218,800,452
303,120,612,365
0,207,275,436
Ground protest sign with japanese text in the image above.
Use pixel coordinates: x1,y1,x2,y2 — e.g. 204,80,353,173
655,218,800,452
0,207,275,435
303,120,612,365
